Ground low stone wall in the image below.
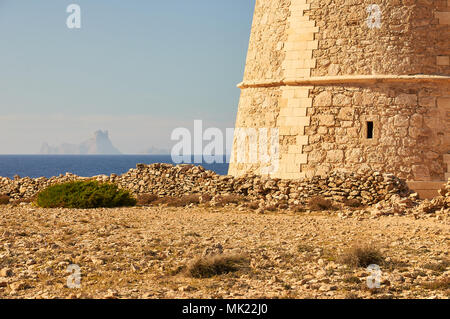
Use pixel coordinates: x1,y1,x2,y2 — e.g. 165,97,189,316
0,163,412,206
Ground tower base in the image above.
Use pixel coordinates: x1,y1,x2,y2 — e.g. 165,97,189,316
406,181,447,199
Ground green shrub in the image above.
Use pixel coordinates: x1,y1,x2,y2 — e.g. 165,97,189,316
36,181,136,209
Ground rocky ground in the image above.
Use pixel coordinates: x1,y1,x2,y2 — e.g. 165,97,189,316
0,204,448,299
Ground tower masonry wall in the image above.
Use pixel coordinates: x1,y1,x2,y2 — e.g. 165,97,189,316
309,0,450,77
304,83,450,181
242,0,291,82
229,87,283,176
229,0,292,176
230,0,450,196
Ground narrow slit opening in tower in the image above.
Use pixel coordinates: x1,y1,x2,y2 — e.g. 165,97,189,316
366,121,374,139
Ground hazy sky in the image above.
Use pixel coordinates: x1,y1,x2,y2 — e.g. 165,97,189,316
0,0,254,154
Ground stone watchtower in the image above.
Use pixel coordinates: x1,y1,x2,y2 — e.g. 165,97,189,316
229,0,450,198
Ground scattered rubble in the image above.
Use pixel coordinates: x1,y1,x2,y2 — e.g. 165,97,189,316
0,205,448,299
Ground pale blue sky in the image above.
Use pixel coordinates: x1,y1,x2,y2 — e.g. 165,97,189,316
0,0,255,153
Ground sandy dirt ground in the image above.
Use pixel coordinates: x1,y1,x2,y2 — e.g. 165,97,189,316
0,205,448,299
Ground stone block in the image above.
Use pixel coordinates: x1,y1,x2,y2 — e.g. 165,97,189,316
437,55,450,66
317,114,335,126
437,97,450,109
436,11,450,24
406,181,447,199
326,150,344,163
296,135,309,145
288,145,303,154
287,98,312,108
395,94,418,106
333,94,352,107
314,91,332,106
337,107,354,120
393,114,409,127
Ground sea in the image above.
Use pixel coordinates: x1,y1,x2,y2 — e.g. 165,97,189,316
0,155,229,179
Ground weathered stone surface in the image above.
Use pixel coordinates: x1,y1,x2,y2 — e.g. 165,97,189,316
315,91,332,107
0,164,413,206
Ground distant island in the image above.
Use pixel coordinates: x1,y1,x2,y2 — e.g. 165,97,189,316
139,146,170,155
40,130,122,155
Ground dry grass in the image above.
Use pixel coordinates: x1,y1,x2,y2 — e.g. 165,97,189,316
0,195,10,205
151,197,172,206
153,195,200,207
1,203,448,299
344,292,361,299
264,205,277,212
199,194,212,203
297,244,314,253
308,196,335,211
277,201,289,210
291,205,307,213
423,260,449,273
136,194,159,206
343,275,361,284
422,277,450,291
213,195,246,207
10,196,36,207
184,231,201,238
343,198,363,208
185,254,249,278
339,245,384,268
246,202,260,210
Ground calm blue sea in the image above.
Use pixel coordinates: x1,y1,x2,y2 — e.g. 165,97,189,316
0,155,229,179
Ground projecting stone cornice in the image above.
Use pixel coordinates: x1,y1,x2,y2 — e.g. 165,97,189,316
237,75,450,89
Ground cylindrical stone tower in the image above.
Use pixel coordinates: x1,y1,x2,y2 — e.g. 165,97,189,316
229,0,450,197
